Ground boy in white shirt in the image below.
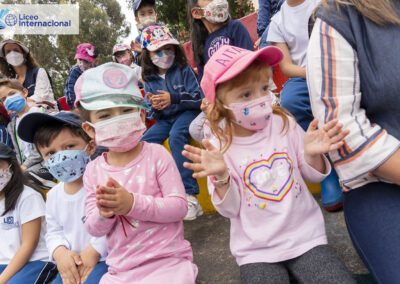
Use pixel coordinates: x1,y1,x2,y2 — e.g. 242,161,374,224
17,112,108,284
267,0,344,212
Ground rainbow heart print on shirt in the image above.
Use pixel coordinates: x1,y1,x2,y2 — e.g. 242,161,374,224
243,152,294,204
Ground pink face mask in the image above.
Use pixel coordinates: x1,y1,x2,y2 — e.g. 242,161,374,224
227,94,273,131
87,112,145,152
118,54,132,66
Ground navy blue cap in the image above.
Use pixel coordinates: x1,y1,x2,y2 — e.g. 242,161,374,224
17,111,84,143
0,143,16,159
133,0,155,13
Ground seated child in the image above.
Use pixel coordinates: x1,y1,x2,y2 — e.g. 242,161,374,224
64,43,98,110
112,43,144,87
0,78,46,173
17,111,108,284
74,62,198,283
0,143,56,284
183,45,355,283
131,0,158,65
140,25,203,220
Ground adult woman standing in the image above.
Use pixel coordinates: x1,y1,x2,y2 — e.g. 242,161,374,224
307,1,400,282
0,39,57,108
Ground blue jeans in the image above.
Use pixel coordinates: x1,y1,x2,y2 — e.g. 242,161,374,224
343,182,400,284
53,261,108,284
0,261,56,283
259,25,272,49
280,77,314,131
141,110,200,195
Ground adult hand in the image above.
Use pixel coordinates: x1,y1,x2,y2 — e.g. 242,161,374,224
78,245,100,283
96,178,134,215
53,246,82,284
182,139,228,179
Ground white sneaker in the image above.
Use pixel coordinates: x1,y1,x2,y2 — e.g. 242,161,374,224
184,194,203,221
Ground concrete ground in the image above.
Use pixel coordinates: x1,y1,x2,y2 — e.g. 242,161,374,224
184,194,376,284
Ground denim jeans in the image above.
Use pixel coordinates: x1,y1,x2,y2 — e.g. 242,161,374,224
280,77,314,131
343,182,400,284
0,261,56,284
141,110,200,195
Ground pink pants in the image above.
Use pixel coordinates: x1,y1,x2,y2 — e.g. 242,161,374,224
100,257,198,284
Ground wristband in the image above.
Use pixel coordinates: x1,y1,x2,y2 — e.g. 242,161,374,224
210,172,230,187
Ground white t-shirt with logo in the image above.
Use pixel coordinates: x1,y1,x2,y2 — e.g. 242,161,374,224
45,183,107,261
267,0,321,68
0,186,48,264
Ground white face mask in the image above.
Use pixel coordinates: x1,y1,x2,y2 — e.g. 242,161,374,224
201,0,229,24
140,15,157,28
6,51,24,67
151,49,175,69
0,165,12,192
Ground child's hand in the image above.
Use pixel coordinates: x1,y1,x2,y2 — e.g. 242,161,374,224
96,177,134,216
130,39,141,53
53,246,82,284
78,246,100,283
182,139,229,179
151,90,171,110
200,98,210,113
304,119,350,157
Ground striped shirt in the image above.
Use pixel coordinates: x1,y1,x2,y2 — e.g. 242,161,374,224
306,18,400,190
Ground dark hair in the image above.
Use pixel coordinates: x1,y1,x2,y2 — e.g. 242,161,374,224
33,121,91,152
77,104,91,122
187,0,231,68
0,42,39,78
134,2,156,17
141,44,188,81
1,157,43,216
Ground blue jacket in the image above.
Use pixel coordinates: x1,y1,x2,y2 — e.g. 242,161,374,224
257,0,284,37
64,65,83,109
144,63,203,121
198,20,254,81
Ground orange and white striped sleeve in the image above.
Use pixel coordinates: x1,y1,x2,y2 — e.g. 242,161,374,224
306,18,400,190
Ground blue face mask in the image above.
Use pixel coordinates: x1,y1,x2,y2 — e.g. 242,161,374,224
4,93,26,112
45,146,90,183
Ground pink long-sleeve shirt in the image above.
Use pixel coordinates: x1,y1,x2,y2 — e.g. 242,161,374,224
209,115,330,265
84,142,194,275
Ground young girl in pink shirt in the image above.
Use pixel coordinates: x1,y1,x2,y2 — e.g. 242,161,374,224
74,62,197,283
183,45,355,283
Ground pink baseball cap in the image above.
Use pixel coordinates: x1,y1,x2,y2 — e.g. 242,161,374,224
74,43,97,63
112,43,130,55
201,45,284,103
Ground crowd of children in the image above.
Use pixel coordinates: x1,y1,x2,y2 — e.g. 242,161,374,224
0,0,398,283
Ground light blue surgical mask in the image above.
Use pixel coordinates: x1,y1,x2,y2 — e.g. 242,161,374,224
45,145,90,183
4,93,26,112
